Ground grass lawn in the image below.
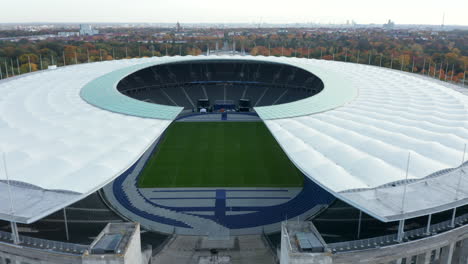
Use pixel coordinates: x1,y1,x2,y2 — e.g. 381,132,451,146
138,122,303,188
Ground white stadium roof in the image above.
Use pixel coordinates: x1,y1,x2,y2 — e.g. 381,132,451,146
0,55,468,223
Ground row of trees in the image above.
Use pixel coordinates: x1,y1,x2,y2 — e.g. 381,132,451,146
0,36,466,84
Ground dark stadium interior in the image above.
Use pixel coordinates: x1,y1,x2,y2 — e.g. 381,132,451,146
2,189,467,251
117,59,324,110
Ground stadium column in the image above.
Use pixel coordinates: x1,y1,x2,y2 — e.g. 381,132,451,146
10,222,19,244
415,252,430,264
357,210,362,239
63,208,70,241
425,214,432,235
397,219,405,242
3,153,19,244
439,242,455,264
450,207,457,228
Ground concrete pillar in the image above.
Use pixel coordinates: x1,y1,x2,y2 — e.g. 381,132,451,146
457,238,468,264
63,208,69,241
424,251,432,264
10,222,20,244
357,210,362,239
397,219,406,242
416,252,428,264
451,208,457,228
426,214,432,235
440,242,455,264
435,247,441,261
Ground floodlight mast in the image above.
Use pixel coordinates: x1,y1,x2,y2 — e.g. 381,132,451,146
4,61,8,78
422,57,426,75
11,59,15,75
450,64,454,81
463,64,466,87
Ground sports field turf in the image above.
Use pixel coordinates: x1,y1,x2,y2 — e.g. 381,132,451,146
138,122,304,188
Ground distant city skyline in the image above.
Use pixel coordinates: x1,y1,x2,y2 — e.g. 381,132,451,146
2,0,468,26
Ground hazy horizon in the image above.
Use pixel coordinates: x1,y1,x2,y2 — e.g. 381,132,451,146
2,0,468,26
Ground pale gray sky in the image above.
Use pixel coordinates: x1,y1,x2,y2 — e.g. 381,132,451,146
2,0,468,25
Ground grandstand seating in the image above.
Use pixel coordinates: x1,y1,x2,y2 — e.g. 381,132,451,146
111,158,191,229
117,60,324,110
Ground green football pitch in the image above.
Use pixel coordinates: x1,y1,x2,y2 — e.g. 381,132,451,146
137,122,304,188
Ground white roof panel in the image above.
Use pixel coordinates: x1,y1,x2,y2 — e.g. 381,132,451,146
260,60,468,221
0,57,177,223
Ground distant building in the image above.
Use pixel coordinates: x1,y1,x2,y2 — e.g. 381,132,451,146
176,21,182,32
383,19,395,29
58,31,79,37
79,24,99,36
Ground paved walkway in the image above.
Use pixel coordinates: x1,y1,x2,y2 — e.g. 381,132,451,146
151,235,276,264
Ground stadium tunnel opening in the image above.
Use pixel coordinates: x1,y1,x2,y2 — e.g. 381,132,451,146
117,59,324,112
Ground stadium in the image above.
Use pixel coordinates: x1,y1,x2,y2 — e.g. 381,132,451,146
1,54,468,263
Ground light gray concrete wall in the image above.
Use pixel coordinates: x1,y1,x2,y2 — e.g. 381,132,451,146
280,227,290,264
280,227,332,264
456,238,468,264
0,223,144,264
0,242,82,264
123,224,142,264
283,221,468,264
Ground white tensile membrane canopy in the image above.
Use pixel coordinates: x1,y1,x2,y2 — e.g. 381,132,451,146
0,55,467,224
257,60,468,222
0,57,176,223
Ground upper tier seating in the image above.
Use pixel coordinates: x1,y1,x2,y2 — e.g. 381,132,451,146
117,60,324,110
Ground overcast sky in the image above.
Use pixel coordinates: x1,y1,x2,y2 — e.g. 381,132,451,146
2,0,468,25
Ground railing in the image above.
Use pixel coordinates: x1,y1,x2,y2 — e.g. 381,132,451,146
327,233,397,253
0,230,88,255
327,212,468,253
